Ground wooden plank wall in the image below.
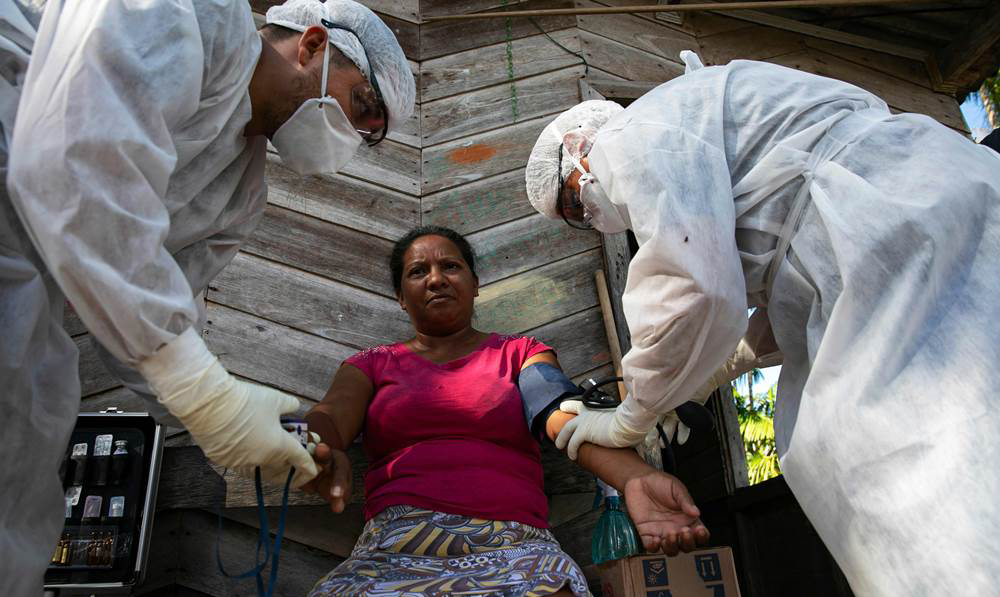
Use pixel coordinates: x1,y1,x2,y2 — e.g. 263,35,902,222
69,1,965,594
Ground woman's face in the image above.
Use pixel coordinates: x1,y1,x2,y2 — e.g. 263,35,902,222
398,235,479,335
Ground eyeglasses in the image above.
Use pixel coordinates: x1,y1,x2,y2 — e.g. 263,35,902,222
349,81,387,145
322,19,389,146
557,143,594,231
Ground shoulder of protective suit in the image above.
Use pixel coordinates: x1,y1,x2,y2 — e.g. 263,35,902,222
191,0,261,92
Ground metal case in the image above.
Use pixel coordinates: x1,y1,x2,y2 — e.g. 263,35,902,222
44,408,164,595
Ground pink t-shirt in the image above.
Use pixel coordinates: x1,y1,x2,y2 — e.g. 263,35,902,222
345,333,553,528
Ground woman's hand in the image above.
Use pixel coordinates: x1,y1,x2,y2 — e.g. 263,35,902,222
624,471,710,556
300,442,353,513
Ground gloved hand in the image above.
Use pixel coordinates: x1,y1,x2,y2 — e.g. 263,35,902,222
658,410,692,446
556,396,657,460
138,327,319,488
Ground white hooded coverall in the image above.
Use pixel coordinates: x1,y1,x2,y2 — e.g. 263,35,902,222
587,58,1000,595
0,0,265,594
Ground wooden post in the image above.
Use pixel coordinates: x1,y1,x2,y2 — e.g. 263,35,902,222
594,270,627,399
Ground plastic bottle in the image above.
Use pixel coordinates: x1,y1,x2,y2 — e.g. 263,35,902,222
591,479,640,566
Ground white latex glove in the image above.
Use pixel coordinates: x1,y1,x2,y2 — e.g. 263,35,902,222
658,411,692,446
638,412,690,470
556,397,656,460
138,327,319,488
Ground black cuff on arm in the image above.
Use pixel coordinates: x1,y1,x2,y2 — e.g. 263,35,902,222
518,363,583,442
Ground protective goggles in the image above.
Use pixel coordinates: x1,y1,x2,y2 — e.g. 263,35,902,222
556,143,594,230
322,19,389,146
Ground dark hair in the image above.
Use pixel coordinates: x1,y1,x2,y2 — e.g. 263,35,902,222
390,226,477,295
259,24,354,69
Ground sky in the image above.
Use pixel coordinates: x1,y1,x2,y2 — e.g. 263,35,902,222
960,92,993,141
732,365,781,397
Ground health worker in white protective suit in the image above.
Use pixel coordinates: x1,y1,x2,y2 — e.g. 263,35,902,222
525,51,1000,596
0,0,414,594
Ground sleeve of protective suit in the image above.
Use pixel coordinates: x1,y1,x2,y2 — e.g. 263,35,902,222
6,0,207,365
690,307,783,401
589,123,749,429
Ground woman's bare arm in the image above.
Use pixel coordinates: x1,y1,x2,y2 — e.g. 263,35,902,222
304,363,373,450
525,351,710,554
301,364,373,512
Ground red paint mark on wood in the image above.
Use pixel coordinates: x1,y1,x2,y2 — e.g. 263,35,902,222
448,144,497,164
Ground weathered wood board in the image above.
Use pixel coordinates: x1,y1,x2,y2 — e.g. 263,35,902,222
421,114,556,193
421,167,537,235
420,0,530,18
576,1,696,63
339,138,421,196
209,252,411,351
580,29,686,82
204,302,349,401
240,204,396,298
363,0,419,23
141,508,343,596
525,306,613,379
63,304,86,337
468,213,600,286
420,29,582,102
473,248,602,335
265,154,420,241
421,65,584,146
76,334,119,398
419,0,574,60
696,21,807,64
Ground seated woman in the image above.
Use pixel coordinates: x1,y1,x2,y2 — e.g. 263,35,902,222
302,226,709,597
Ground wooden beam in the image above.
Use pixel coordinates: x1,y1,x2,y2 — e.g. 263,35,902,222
421,0,924,21
934,3,1000,89
587,79,659,100
712,7,929,61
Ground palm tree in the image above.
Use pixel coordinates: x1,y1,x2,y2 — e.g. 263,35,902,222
979,67,1000,128
732,382,781,484
736,367,764,401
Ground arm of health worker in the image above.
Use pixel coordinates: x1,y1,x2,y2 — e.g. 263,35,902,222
7,1,316,488
7,0,209,364
527,351,710,556
587,123,749,427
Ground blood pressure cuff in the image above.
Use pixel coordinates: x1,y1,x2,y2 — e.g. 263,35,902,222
518,363,582,442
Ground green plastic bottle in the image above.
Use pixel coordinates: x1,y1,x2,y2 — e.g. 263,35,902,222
591,479,641,566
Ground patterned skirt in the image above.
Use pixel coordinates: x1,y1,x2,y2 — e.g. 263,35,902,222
309,505,591,596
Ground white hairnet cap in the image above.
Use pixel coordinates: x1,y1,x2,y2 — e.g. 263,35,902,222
266,0,416,131
525,100,624,219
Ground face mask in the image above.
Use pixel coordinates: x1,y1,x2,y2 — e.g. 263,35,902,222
272,38,363,176
559,131,630,233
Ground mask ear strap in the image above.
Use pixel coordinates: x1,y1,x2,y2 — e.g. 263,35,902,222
552,127,588,175
320,30,331,99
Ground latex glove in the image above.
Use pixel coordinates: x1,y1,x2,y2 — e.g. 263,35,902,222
301,443,353,514
138,327,319,488
624,470,710,555
657,410,693,446
557,397,656,460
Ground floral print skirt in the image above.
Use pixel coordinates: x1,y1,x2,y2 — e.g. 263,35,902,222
308,505,590,596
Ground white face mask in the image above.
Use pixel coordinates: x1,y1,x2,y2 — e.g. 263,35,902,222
557,129,630,233
272,38,364,176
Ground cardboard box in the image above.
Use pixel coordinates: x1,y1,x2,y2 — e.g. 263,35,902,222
597,547,741,597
